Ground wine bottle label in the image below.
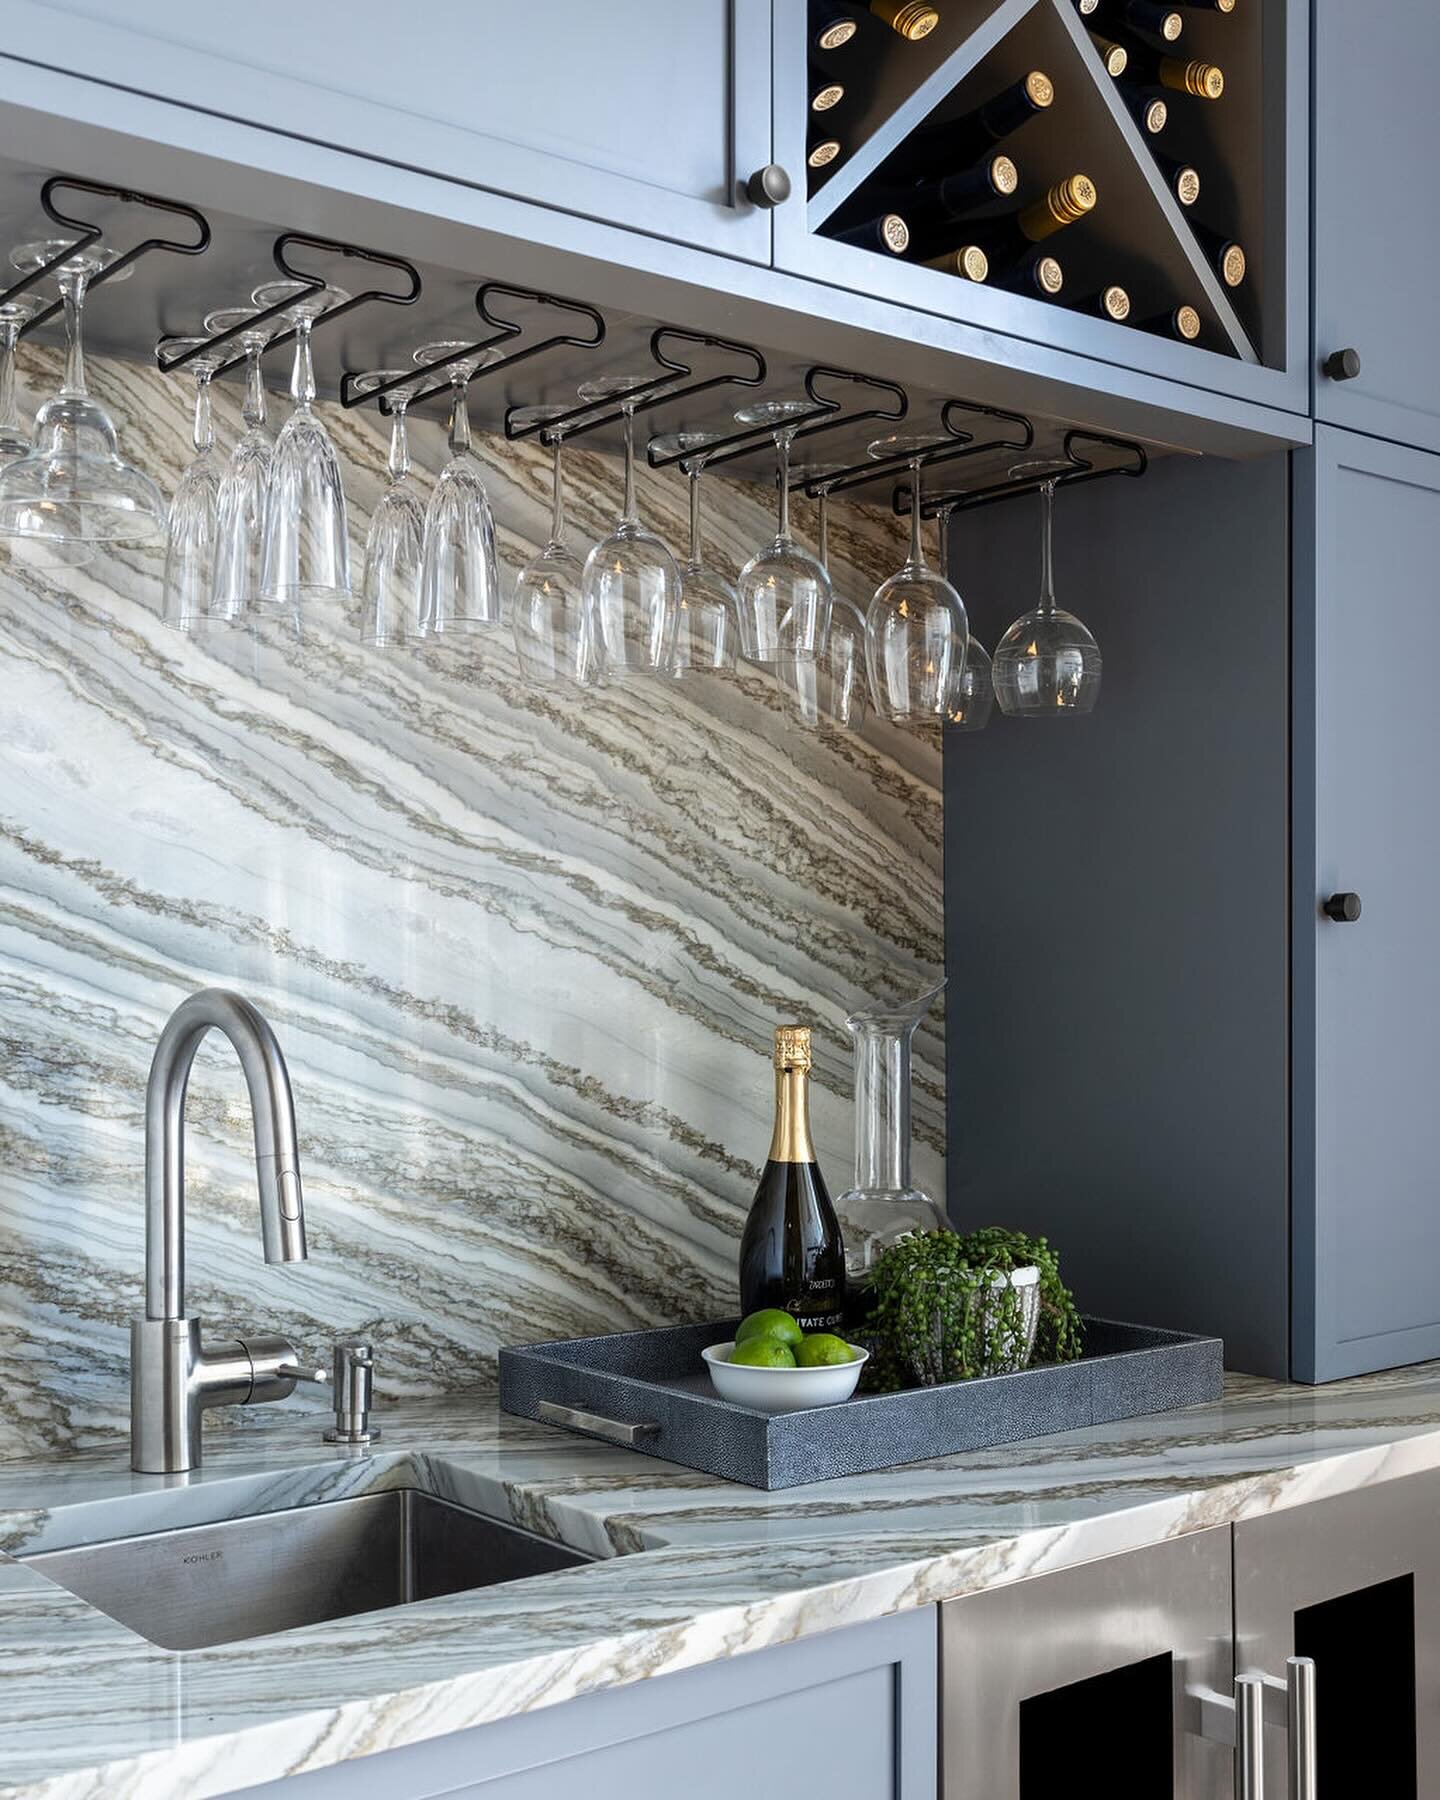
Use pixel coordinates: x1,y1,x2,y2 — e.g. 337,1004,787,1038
809,138,842,168
790,1306,846,1332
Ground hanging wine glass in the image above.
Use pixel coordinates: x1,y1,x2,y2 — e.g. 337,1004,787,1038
353,370,425,649
933,495,993,733
156,338,229,631
510,404,599,685
649,431,739,679
864,434,968,723
778,466,869,732
0,241,165,544
734,399,832,663
416,340,502,639
578,375,679,677
0,290,93,570
255,281,351,609
203,305,276,618
992,464,1102,716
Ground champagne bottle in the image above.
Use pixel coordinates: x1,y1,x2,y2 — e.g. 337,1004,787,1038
950,174,1096,276
809,133,844,170
1188,218,1245,285
847,152,1017,251
810,63,847,112
831,211,911,253
821,0,940,41
1087,29,1130,75
1068,282,1131,321
901,70,1054,169
1117,49,1224,96
1138,302,1202,340
1092,0,1184,42
993,251,1065,298
738,1026,847,1331
1152,147,1200,205
923,243,991,281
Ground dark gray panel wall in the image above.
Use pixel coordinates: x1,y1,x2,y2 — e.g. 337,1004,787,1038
943,451,1290,1377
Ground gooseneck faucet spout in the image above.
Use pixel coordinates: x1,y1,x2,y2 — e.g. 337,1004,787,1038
132,988,322,1474
145,989,307,1321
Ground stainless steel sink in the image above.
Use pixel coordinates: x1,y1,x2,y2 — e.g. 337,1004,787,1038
17,1489,591,1650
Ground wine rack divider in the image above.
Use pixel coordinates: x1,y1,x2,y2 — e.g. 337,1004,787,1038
807,0,1042,231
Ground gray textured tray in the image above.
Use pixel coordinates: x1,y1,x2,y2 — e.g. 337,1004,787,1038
498,1315,1224,1489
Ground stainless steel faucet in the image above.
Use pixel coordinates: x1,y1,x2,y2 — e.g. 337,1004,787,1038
131,988,321,1474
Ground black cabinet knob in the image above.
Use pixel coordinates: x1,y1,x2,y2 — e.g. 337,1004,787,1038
745,164,792,208
1323,892,1362,923
1323,347,1362,381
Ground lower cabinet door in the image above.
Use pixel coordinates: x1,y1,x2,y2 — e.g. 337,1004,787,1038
940,1530,1233,1800
1233,1468,1440,1798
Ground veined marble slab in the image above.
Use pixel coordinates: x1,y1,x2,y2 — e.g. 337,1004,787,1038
4,1370,1440,1797
0,344,943,1459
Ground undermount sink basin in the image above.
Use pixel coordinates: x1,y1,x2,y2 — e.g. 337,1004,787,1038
17,1489,591,1650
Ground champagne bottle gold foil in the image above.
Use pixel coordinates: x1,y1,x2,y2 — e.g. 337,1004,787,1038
872,0,940,39
1020,174,1097,241
1160,57,1224,98
769,1026,817,1163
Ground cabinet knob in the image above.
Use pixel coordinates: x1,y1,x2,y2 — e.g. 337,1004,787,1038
1323,347,1361,381
1323,891,1362,923
745,164,792,208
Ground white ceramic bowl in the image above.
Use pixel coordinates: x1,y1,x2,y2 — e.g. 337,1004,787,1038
701,1340,868,1413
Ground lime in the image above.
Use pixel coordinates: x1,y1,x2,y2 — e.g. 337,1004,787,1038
729,1337,798,1368
735,1308,804,1348
794,1333,855,1368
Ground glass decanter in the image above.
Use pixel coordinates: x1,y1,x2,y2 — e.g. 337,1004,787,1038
834,978,950,1296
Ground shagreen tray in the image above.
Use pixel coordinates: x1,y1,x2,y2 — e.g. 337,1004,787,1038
499,1316,1224,1490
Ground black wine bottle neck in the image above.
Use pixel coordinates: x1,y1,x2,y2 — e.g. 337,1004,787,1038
903,70,1054,170
935,174,1094,269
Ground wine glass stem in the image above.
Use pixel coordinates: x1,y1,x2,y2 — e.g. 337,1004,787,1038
620,406,638,525
775,428,793,543
0,322,18,435
937,508,952,581
58,270,88,399
192,372,213,455
1039,479,1057,614
816,490,831,568
242,342,266,431
388,399,410,483
549,435,566,546
908,459,926,568
450,377,471,456
687,462,703,565
291,315,316,408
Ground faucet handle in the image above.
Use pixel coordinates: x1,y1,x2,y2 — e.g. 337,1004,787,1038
324,1340,380,1445
275,1360,331,1386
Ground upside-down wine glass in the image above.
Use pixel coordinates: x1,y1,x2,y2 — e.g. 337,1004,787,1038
353,370,425,648
864,434,968,722
778,466,869,732
991,464,1102,716
510,405,598,685
256,281,351,609
157,338,229,631
204,305,275,617
934,495,993,732
734,399,831,663
0,241,165,544
650,432,738,678
579,376,679,677
0,290,93,570
417,340,502,639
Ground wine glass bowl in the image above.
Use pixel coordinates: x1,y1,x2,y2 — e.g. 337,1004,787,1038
779,463,868,732
354,369,425,649
991,463,1102,717
734,398,831,664
204,307,277,618
863,432,968,723
511,403,597,685
0,294,44,464
650,430,739,679
416,340,502,638
157,337,230,632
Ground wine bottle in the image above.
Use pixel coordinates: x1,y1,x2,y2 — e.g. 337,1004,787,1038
1069,282,1131,321
810,63,847,113
1188,218,1245,285
1086,29,1130,75
1120,86,1168,132
848,152,1017,250
1117,49,1224,96
901,70,1054,170
809,133,844,170
1175,0,1235,12
994,251,1065,298
950,173,1096,276
830,211,911,254
738,1025,847,1332
922,243,990,281
1138,302,1202,340
813,7,861,50
822,0,940,41
1152,147,1200,205
1093,0,1184,42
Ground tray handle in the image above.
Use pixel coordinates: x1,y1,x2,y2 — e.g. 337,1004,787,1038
537,1400,661,1448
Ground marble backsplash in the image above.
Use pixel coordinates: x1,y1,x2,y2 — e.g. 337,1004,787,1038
0,343,943,1459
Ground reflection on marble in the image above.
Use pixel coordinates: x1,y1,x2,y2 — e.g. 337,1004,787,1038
0,344,944,1460
5,1368,1440,1797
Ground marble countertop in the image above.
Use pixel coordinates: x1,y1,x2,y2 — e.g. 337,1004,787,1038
6,1365,1440,1799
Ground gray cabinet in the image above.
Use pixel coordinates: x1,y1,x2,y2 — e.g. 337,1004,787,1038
940,1530,1234,1799
1234,1467,1440,1797
228,1609,937,1799
1313,0,1440,451
1292,427,1440,1380
0,0,774,261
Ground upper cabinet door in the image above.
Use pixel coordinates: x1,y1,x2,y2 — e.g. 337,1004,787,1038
2,0,774,261
1313,0,1440,449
